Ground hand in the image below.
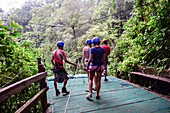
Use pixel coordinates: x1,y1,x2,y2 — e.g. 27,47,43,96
86,66,89,71
73,63,77,67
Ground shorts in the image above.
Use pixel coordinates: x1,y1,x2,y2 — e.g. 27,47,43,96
53,68,68,82
89,65,104,72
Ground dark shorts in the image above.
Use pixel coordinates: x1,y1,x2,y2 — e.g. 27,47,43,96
53,68,68,80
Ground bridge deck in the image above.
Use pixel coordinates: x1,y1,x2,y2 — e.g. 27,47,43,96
46,75,170,113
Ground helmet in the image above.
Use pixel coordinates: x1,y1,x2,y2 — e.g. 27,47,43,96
92,37,100,43
85,39,92,44
103,39,108,42
57,41,64,47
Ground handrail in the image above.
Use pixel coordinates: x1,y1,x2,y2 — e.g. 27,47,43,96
0,72,47,102
15,86,49,113
0,57,49,113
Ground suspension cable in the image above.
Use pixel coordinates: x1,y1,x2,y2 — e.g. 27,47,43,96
1,58,38,89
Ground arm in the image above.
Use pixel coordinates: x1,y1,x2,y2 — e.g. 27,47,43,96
82,47,86,67
65,60,77,66
86,53,93,69
51,54,55,67
108,47,111,55
103,53,106,70
62,50,77,66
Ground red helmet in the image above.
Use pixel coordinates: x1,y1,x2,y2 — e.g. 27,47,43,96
103,39,108,42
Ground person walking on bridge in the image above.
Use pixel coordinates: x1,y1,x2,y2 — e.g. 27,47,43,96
86,37,106,99
83,39,97,92
101,39,110,81
51,41,77,96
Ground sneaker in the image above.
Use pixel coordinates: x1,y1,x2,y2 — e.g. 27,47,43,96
96,96,100,99
104,78,108,81
62,87,69,96
56,89,60,96
86,93,92,99
85,89,89,92
92,87,96,91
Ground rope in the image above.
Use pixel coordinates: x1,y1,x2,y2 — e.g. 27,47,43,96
1,58,37,89
47,92,54,113
64,61,79,113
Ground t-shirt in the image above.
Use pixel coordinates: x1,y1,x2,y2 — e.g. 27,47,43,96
101,44,110,56
52,49,67,68
90,47,105,66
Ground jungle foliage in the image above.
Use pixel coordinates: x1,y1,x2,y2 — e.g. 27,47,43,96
111,0,170,79
0,0,169,112
1,0,135,75
0,20,41,112
0,0,169,83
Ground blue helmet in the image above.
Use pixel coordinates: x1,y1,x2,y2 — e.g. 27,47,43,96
57,41,64,47
85,39,92,44
92,37,100,43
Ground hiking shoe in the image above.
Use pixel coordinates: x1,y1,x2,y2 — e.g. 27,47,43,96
56,89,60,96
104,78,108,81
86,93,92,99
85,89,89,92
96,95,100,99
62,87,69,96
92,87,96,91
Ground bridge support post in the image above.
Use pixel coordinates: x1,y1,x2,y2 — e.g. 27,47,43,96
37,57,48,113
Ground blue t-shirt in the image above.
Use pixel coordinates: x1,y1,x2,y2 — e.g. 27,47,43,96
90,46,105,66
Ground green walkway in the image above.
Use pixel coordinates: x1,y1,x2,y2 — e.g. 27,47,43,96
47,75,170,113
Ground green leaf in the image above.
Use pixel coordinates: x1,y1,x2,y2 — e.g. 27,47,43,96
112,0,115,12
10,23,23,29
15,31,22,38
0,20,2,25
0,25,9,29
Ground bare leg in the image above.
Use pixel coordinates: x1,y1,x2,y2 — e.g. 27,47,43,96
87,71,90,82
104,73,107,79
93,75,97,89
96,71,102,97
104,68,108,81
89,72,94,95
54,78,58,92
63,76,68,88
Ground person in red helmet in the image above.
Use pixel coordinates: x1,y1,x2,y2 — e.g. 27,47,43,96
101,39,111,81
51,41,77,96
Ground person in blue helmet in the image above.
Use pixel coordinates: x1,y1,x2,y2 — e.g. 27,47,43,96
51,41,77,96
82,39,97,92
86,37,106,99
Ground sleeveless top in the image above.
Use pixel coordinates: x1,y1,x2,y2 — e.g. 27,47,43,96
84,47,90,61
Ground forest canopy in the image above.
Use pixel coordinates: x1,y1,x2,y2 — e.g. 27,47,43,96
0,0,169,81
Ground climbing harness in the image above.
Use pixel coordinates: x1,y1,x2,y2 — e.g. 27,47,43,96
51,64,68,83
